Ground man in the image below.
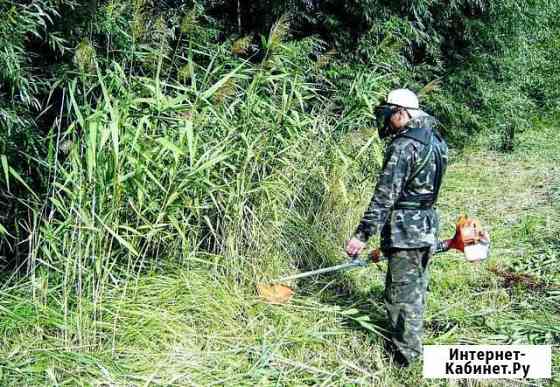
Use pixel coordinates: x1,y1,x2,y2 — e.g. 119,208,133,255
345,88,449,367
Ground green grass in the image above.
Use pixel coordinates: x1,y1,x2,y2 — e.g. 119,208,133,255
1,123,558,386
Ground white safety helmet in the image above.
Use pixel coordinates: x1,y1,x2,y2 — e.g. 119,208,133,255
386,88,419,110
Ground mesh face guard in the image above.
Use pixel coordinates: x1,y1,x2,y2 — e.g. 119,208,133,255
374,104,401,139
374,103,424,139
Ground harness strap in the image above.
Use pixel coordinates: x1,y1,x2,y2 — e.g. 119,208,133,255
431,135,444,204
393,127,444,210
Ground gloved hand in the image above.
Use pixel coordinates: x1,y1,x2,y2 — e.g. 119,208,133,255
346,237,366,257
369,248,382,263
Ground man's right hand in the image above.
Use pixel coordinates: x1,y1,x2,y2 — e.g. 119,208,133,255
346,237,366,257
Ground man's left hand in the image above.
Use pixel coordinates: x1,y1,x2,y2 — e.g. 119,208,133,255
346,237,366,257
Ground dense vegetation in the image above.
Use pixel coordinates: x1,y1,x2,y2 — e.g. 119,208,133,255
1,0,559,384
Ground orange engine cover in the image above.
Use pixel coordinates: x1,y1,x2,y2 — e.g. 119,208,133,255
449,215,485,252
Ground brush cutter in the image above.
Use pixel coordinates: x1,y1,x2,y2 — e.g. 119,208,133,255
257,215,490,304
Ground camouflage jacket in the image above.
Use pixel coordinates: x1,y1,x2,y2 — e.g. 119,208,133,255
354,112,449,250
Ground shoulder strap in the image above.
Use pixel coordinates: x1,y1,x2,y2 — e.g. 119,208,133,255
399,127,434,183
431,133,445,203
390,127,432,182
396,129,445,209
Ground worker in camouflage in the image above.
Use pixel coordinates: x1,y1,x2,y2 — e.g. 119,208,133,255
346,88,448,367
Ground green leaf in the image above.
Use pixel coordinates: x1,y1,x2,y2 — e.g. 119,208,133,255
0,222,14,238
357,321,378,333
86,121,97,182
102,223,139,257
201,61,245,100
157,137,185,156
341,308,360,316
1,155,9,191
9,167,38,199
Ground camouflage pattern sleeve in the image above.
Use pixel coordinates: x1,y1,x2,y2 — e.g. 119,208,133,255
354,142,414,242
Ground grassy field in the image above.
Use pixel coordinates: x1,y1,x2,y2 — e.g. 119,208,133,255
1,121,558,386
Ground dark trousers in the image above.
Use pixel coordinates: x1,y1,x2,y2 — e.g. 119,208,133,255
384,247,431,364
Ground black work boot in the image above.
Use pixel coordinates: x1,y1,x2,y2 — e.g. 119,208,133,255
383,339,411,368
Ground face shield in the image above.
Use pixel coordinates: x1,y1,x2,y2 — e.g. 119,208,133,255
374,104,401,139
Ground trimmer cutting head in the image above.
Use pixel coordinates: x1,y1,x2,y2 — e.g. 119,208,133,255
256,283,294,304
